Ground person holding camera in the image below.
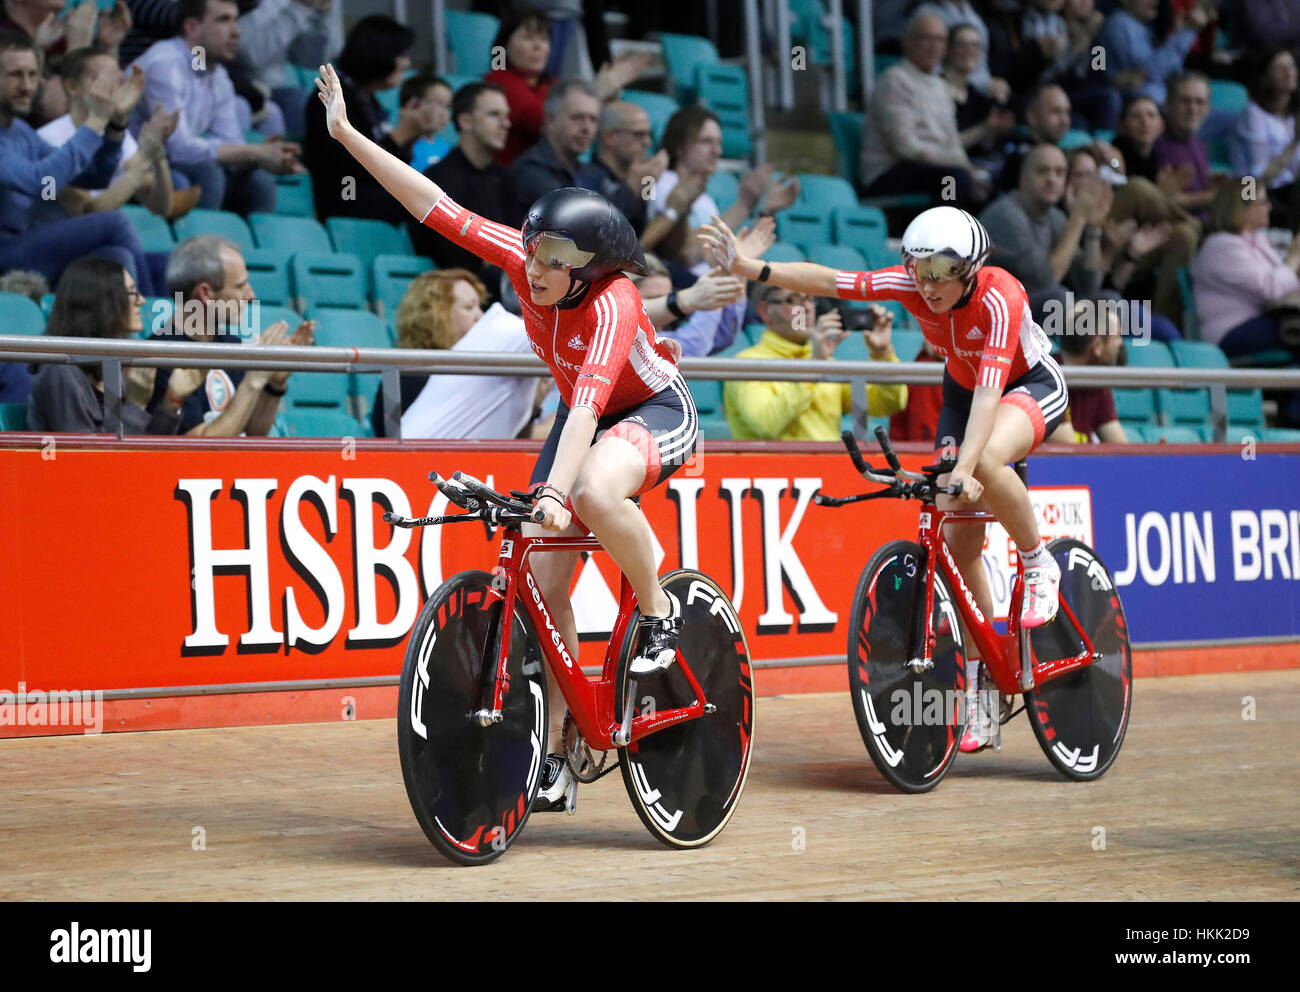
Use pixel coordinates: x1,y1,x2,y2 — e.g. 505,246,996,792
722,287,907,441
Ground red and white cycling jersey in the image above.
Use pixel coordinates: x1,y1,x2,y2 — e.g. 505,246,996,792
421,194,679,418
834,265,1052,392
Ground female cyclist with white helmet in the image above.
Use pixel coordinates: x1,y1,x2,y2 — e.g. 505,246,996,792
315,64,701,806
701,205,1068,753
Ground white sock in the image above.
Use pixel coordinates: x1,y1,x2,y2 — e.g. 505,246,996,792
1020,540,1052,570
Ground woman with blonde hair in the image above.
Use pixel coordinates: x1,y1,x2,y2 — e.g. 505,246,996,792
372,268,488,437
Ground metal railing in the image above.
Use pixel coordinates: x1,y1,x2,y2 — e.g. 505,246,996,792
3,334,1299,442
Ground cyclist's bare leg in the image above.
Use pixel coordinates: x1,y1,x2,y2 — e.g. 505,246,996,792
969,404,1040,551
570,435,673,619
522,520,581,754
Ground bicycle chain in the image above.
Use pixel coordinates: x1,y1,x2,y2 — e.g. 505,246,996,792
562,710,618,783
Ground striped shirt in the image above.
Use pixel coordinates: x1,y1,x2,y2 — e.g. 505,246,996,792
421,194,679,417
834,265,1051,392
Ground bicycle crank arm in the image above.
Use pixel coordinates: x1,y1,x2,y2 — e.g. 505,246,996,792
612,679,637,747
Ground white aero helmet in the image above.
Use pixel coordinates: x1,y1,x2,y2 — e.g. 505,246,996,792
900,206,991,283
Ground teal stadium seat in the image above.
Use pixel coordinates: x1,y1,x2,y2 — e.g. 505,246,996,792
173,209,255,254
707,170,740,213
308,308,391,414
279,407,367,438
0,402,27,430
446,10,500,78
828,111,862,190
1209,79,1249,114
762,242,806,264
291,252,366,311
892,329,924,361
695,64,750,158
121,204,175,252
776,205,832,251
271,173,315,218
373,254,434,317
833,205,889,255
250,212,329,254
244,249,293,307
801,243,866,272
796,174,859,210
0,293,46,335
326,218,413,295
1060,129,1095,149
660,33,720,104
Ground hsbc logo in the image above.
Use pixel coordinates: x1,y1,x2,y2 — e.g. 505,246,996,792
1041,502,1085,527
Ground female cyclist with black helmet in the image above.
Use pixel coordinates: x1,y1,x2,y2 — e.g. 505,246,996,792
701,206,1068,754
316,64,699,806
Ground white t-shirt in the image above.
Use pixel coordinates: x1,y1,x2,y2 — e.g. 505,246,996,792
647,168,722,230
37,114,139,196
400,303,542,440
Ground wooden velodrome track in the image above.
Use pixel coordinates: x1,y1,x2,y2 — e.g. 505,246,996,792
3,670,1297,900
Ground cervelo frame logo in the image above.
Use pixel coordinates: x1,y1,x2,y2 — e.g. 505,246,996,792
941,540,985,626
526,572,574,668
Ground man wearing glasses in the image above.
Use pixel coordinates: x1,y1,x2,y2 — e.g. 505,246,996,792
576,101,660,236
723,286,907,440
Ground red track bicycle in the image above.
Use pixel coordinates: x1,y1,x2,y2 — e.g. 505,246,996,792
816,429,1132,792
385,471,755,865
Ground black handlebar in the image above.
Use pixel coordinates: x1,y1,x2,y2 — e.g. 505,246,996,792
815,429,964,507
383,471,541,530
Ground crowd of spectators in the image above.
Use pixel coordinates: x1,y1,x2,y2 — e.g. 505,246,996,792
5,0,1300,442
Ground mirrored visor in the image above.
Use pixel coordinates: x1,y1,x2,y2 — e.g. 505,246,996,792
523,231,596,270
904,252,972,282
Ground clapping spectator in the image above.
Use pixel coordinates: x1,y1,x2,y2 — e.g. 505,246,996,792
1230,48,1300,229
485,4,649,168
27,257,200,433
0,33,157,292
913,0,1009,99
407,81,520,283
509,77,598,216
943,23,1015,161
302,13,410,221
130,0,304,216
723,295,907,441
861,13,986,208
646,105,798,270
379,73,452,173
1155,70,1217,219
146,234,313,435
980,143,1110,319
999,83,1073,191
39,46,189,221
1048,300,1129,443
1190,180,1300,386
1096,0,1208,104
576,100,660,236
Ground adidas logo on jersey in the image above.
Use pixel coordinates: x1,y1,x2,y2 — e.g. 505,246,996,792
966,327,983,340
568,335,587,350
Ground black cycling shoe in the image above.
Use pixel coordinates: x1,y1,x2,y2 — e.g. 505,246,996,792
629,593,683,677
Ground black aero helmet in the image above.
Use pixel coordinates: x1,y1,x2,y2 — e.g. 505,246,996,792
522,188,647,305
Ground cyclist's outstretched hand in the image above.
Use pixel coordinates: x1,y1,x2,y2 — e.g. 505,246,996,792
948,467,983,503
698,215,744,274
535,494,571,532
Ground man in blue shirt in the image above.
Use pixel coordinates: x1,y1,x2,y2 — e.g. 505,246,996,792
0,31,155,291
129,0,304,216
1096,0,1208,105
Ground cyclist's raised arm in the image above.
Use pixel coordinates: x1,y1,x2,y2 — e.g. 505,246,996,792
316,65,444,222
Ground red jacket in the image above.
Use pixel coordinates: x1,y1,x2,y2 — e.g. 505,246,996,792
486,67,551,168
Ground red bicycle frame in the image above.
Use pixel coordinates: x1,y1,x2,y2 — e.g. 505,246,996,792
915,506,1096,695
477,532,711,750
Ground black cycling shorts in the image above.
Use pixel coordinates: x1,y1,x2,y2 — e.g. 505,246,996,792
531,375,699,497
934,358,1069,452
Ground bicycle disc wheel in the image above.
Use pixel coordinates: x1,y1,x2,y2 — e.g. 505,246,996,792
847,540,966,793
1024,539,1133,781
616,570,754,849
397,570,548,865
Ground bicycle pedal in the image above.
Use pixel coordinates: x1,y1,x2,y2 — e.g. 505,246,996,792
564,779,578,816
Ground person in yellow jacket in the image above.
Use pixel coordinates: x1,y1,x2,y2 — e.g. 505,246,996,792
724,287,908,440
